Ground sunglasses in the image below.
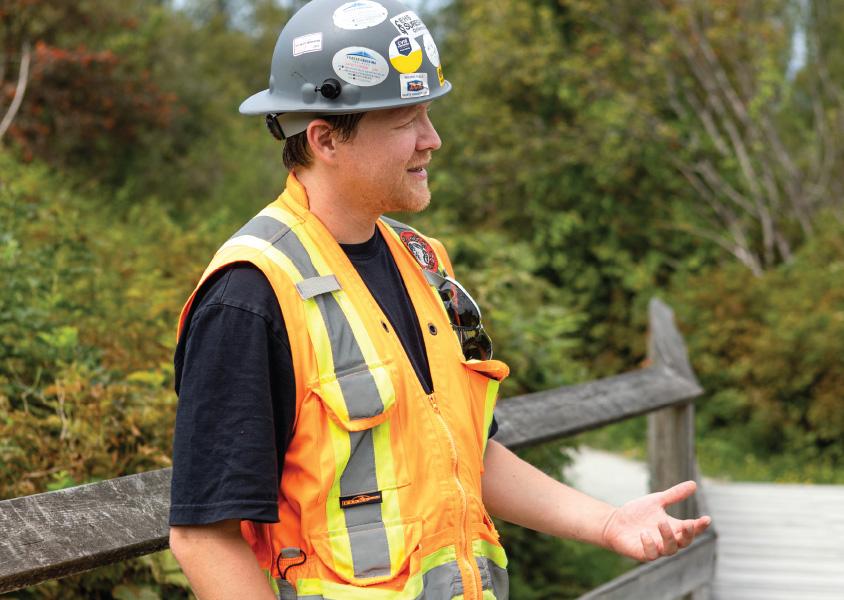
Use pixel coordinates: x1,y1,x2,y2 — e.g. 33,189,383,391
425,271,493,361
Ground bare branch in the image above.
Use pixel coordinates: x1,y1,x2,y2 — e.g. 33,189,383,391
0,39,32,143
694,160,756,214
674,158,761,271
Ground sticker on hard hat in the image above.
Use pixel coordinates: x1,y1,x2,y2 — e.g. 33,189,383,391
422,33,440,68
293,32,323,57
400,73,429,99
333,1,388,30
437,65,445,87
333,47,390,87
389,35,423,74
391,10,429,38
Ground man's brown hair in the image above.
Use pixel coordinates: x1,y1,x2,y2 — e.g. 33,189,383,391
282,113,365,171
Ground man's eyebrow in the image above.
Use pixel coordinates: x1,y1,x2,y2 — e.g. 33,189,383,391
395,104,429,121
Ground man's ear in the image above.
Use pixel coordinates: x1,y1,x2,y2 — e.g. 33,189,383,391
306,119,338,165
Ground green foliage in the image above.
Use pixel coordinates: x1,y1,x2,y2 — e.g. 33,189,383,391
3,0,844,597
428,0,716,378
0,150,224,596
671,218,844,482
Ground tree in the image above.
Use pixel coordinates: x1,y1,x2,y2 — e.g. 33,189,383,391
649,0,844,274
0,1,176,170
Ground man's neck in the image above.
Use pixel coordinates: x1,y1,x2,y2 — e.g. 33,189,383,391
296,169,379,244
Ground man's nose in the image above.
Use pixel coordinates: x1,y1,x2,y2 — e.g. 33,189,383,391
418,114,442,152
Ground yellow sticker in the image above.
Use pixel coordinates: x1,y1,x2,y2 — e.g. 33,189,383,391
437,65,445,87
388,35,423,74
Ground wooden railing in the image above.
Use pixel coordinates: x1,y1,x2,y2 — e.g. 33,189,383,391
0,298,716,598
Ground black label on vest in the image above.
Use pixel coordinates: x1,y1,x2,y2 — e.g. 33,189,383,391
339,491,383,509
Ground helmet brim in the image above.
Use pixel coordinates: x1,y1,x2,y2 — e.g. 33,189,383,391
239,89,280,115
240,81,452,116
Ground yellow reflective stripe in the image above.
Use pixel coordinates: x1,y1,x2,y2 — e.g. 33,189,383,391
325,418,355,579
421,544,457,572
220,233,271,253
263,205,406,581
482,590,497,599
221,235,340,399
482,379,499,455
268,206,396,412
295,545,462,599
472,539,508,570
373,419,405,570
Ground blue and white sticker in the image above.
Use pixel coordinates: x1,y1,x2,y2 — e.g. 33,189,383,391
391,10,429,38
388,35,423,74
422,32,440,68
333,47,390,87
293,32,323,56
333,1,388,30
400,73,429,98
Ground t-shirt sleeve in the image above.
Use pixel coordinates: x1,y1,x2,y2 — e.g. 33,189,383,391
488,415,499,439
169,266,293,526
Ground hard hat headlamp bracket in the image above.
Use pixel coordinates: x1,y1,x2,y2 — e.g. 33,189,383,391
318,78,342,100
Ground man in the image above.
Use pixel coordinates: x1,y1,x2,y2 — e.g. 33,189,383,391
168,1,711,598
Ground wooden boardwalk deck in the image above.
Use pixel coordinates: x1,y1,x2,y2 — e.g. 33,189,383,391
567,447,844,599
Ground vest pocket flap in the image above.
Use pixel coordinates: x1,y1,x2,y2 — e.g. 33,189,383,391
314,362,397,431
463,359,510,382
311,518,422,587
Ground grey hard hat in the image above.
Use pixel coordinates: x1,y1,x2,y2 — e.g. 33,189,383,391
239,0,451,136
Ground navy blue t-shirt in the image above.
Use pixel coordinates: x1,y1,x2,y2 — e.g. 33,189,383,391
170,227,497,525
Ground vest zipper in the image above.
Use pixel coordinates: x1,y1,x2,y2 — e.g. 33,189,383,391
427,393,481,600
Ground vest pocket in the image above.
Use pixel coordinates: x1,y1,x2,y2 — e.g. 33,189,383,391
311,517,423,586
309,363,419,586
462,359,510,454
315,361,398,431
462,358,510,382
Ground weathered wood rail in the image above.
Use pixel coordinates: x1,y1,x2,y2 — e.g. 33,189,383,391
0,298,716,597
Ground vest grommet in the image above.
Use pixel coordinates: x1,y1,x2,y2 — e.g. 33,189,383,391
381,321,390,332
428,323,438,335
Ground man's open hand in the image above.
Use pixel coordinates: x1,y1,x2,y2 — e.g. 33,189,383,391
600,480,712,562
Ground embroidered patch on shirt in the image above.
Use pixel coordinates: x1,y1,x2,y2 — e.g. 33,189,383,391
400,231,439,272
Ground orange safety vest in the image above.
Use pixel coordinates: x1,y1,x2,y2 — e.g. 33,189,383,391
178,174,510,599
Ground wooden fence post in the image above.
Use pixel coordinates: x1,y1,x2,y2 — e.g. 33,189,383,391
646,299,701,520
647,402,697,519
646,299,707,600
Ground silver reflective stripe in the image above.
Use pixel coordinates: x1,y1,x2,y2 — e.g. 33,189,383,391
271,226,384,418
233,211,391,580
275,558,500,599
231,215,289,244
342,429,390,578
275,583,323,600
342,430,378,497
380,215,414,236
296,274,341,300
230,213,384,419
477,557,509,600
415,560,463,599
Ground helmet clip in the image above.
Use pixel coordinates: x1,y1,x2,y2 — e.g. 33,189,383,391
265,114,285,141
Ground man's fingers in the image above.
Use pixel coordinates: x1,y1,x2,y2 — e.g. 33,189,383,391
694,515,712,534
640,531,659,561
659,480,697,507
658,521,678,555
676,520,695,548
